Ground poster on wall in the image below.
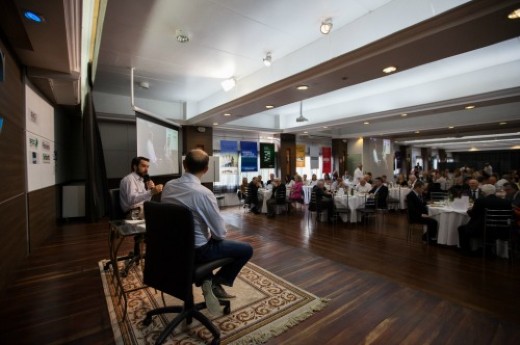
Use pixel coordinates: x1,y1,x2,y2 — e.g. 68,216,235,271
240,141,258,172
296,144,306,167
260,143,275,168
310,145,319,169
322,147,331,173
220,140,238,174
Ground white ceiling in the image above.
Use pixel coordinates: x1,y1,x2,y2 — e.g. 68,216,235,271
2,0,520,150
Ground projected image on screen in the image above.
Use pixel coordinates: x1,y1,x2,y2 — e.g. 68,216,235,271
136,115,180,176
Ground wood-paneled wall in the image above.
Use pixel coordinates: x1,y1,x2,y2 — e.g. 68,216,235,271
27,186,57,251
0,35,26,291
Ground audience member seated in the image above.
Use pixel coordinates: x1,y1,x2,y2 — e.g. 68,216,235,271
407,175,417,188
265,173,275,186
367,177,389,209
312,180,334,223
309,173,318,186
406,181,438,245
257,175,265,188
302,174,309,186
396,174,408,187
285,174,295,189
289,175,304,205
355,178,372,193
247,177,261,214
504,182,520,205
457,184,512,256
238,177,248,201
462,179,483,201
267,178,286,218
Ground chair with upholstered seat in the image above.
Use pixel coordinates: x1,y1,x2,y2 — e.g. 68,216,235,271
142,201,232,345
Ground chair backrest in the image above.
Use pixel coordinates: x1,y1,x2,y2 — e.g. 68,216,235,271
484,208,512,230
108,188,125,220
144,201,195,302
308,191,321,212
430,191,448,202
275,185,287,204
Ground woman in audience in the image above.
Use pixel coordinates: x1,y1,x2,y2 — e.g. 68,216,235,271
396,173,408,187
238,177,248,200
290,175,304,206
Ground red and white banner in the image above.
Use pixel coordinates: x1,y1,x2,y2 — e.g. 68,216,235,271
322,147,331,173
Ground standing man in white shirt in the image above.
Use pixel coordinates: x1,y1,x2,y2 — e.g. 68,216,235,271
354,164,364,184
161,149,253,314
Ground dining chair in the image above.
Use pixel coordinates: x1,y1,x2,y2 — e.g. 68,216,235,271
483,208,513,260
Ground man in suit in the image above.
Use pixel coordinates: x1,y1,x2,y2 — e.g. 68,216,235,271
368,177,389,209
462,179,483,201
247,177,261,214
406,181,438,244
266,178,286,218
504,182,520,206
458,184,512,255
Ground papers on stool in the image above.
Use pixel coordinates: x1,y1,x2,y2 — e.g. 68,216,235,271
450,196,469,211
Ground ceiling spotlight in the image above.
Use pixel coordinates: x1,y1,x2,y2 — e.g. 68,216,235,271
223,113,231,117
508,8,520,19
465,105,475,109
296,85,309,91
138,81,150,89
265,105,274,109
499,122,507,125
296,101,309,122
415,131,420,134
323,126,328,129
401,113,408,117
24,10,45,23
263,52,272,67
221,77,236,92
448,126,454,129
383,66,397,74
213,122,219,126
320,18,333,34
176,29,189,43
363,121,370,125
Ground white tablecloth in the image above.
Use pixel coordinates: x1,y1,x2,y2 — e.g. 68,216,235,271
389,187,411,209
334,193,366,223
428,206,469,246
302,186,313,204
258,188,290,213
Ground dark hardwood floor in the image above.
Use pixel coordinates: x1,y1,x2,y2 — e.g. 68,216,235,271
1,207,519,344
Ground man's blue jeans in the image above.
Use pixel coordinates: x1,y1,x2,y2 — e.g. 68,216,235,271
195,238,253,286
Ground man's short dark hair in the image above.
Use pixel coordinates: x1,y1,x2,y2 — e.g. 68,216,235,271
184,149,209,174
504,182,519,191
131,156,149,171
414,181,425,189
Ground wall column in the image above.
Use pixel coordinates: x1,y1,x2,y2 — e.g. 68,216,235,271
280,134,295,181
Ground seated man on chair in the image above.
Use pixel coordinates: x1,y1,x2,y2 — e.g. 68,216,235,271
119,156,163,260
161,149,253,314
406,181,437,245
367,177,389,209
266,178,285,218
312,179,334,223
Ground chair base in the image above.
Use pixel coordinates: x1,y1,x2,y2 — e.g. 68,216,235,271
143,300,230,345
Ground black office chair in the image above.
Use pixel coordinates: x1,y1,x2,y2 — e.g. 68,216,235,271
142,202,232,345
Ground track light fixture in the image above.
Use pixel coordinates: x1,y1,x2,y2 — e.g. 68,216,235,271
320,18,333,34
263,52,272,67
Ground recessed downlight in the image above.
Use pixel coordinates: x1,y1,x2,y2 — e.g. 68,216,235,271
24,10,45,23
265,105,274,109
322,126,328,129
296,85,309,91
213,122,219,126
508,8,520,19
223,113,231,117
448,126,455,129
363,121,370,125
415,130,420,134
383,66,397,74
303,131,308,134
401,113,408,117
465,105,475,110
499,122,507,125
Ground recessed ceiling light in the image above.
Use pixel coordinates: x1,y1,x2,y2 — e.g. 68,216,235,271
363,121,370,125
303,131,308,134
469,147,479,152
512,145,520,149
320,18,333,34
223,113,231,117
24,10,45,23
448,126,454,129
499,122,507,125
415,131,420,134
322,126,328,129
265,105,274,109
296,85,309,91
508,8,520,19
383,66,397,74
401,113,408,117
175,29,190,43
213,122,219,126
465,105,475,110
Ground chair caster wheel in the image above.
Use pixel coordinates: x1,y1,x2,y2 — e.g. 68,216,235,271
224,306,231,315
142,316,152,326
210,338,220,345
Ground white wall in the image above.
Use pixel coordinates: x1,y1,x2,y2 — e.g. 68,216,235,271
25,84,55,192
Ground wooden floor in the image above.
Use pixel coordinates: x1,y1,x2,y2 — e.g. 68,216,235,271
1,207,520,344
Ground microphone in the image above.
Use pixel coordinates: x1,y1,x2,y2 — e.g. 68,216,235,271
143,174,151,190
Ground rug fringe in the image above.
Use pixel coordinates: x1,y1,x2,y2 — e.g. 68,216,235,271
231,298,330,345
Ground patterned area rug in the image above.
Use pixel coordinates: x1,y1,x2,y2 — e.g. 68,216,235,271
99,260,328,345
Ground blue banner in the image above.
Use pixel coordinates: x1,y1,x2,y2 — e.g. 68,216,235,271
240,141,258,172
